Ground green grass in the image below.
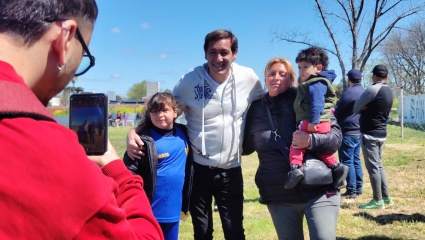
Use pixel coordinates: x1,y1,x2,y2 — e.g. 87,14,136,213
108,125,425,240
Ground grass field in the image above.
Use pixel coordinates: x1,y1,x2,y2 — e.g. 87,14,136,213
109,124,425,240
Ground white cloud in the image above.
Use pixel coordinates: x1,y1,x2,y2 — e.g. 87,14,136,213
158,53,167,59
111,27,121,33
111,74,121,79
140,22,150,30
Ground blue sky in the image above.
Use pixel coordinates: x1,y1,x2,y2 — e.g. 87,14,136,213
75,0,409,98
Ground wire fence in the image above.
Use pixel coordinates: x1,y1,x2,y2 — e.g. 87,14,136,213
390,87,425,139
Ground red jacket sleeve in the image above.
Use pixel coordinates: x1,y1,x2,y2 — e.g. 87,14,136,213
75,160,164,240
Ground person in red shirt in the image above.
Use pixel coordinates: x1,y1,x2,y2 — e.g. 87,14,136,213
0,1,163,239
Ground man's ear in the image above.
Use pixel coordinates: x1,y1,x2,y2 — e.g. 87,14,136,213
53,20,77,67
232,51,238,61
316,64,323,72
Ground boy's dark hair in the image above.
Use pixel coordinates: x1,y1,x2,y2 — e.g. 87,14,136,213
0,0,98,46
204,29,238,54
295,46,329,70
136,92,181,134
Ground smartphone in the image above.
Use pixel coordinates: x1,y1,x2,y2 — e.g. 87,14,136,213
69,93,108,155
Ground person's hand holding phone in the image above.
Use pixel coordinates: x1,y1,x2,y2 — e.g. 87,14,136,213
88,140,120,168
69,93,108,156
126,128,145,160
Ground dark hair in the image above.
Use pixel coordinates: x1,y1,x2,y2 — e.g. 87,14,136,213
295,46,329,70
0,0,98,46
203,29,238,54
349,78,361,84
136,92,180,133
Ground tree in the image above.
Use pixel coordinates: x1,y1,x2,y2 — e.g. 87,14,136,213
127,81,147,100
60,87,74,106
381,21,425,95
272,0,425,89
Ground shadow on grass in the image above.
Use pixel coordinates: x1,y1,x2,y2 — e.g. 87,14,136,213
337,236,404,240
244,198,260,203
354,212,425,225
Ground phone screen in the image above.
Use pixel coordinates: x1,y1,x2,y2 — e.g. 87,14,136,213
69,93,108,155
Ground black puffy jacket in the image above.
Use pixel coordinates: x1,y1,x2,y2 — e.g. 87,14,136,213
123,123,194,214
242,88,342,204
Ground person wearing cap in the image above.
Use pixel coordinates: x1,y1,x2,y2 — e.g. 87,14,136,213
354,64,394,209
334,69,365,199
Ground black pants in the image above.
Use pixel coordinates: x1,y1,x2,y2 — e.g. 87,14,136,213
190,163,245,240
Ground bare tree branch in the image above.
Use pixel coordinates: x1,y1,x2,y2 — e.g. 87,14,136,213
271,0,425,90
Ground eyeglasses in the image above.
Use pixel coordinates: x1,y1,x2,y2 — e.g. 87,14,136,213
43,18,95,76
74,28,95,76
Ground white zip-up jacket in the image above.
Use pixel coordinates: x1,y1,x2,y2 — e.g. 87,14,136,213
173,63,264,169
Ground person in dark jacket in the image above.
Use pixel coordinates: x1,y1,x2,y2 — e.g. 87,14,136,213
334,69,365,199
123,92,194,240
243,58,342,240
354,64,394,209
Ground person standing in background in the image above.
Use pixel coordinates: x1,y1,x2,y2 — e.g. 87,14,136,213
334,69,365,199
354,64,394,209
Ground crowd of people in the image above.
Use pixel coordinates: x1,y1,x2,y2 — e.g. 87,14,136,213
0,0,395,239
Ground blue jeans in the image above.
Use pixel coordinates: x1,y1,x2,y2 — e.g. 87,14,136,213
338,135,363,194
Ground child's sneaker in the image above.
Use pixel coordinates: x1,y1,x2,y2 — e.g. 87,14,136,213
359,199,385,209
383,197,394,206
285,165,304,189
332,163,349,188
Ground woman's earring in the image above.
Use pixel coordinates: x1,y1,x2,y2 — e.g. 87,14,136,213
57,63,66,71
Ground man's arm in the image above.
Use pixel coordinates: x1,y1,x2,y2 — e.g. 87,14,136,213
353,86,376,114
83,142,163,240
75,161,163,239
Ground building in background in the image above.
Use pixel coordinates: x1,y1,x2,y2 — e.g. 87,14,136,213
146,81,160,99
107,91,116,101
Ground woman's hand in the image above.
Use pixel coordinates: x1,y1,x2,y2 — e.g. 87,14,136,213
292,130,311,149
126,128,145,160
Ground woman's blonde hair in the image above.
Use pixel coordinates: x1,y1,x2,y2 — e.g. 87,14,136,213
264,57,296,87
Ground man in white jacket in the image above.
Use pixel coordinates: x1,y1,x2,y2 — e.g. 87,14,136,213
127,29,264,239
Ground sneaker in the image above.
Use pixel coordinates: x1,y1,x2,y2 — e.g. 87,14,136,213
359,199,384,209
332,163,349,188
383,197,394,206
341,191,357,199
284,168,304,189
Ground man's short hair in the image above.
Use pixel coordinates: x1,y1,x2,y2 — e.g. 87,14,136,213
0,0,98,46
295,46,329,70
203,29,238,54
